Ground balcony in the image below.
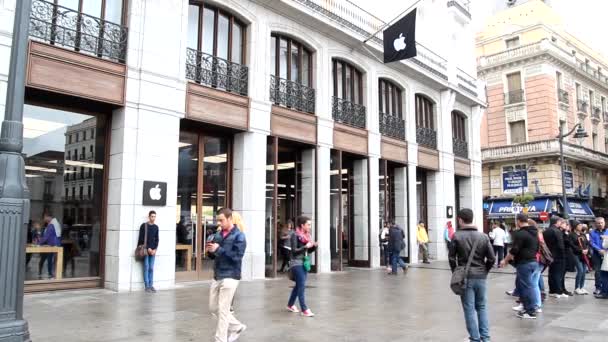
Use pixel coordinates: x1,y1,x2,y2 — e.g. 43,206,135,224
269,75,315,114
592,107,601,122
43,193,54,201
186,48,248,96
577,100,589,115
504,90,524,105
558,89,569,104
29,0,128,63
332,97,366,129
379,113,405,140
453,138,468,159
447,0,471,19
416,127,437,149
79,153,85,159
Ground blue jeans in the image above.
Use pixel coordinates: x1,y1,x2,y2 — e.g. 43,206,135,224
460,278,490,342
516,261,541,313
288,265,308,311
600,271,608,295
143,255,155,288
574,258,587,289
382,244,390,266
45,253,55,277
391,252,406,273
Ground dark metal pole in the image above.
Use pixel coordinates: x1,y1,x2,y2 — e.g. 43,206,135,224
0,0,32,341
559,136,569,219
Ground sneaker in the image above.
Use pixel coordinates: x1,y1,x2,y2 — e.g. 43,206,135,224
558,294,570,299
512,304,524,311
505,290,515,296
286,305,300,313
516,310,537,319
228,325,246,342
594,294,608,299
145,288,151,293
581,289,590,295
401,266,408,274
548,293,560,298
593,289,601,295
536,308,542,313
301,309,315,317
574,288,583,295
563,290,574,296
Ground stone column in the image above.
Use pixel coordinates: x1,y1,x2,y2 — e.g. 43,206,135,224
394,166,408,259
353,158,369,263
104,0,186,292
368,156,380,267
316,145,332,273
301,148,316,264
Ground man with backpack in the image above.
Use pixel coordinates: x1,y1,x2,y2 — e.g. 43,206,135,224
388,223,408,275
449,208,495,342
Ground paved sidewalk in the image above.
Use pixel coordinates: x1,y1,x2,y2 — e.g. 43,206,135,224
24,266,608,342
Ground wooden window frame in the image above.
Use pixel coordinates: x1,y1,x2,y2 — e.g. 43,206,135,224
190,1,246,64
332,59,363,105
415,94,435,129
270,34,313,86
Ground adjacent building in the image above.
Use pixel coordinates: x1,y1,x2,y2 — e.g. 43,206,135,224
1,0,484,292
478,0,606,224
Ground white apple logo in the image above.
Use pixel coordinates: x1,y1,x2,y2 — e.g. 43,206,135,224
149,184,162,201
393,33,406,52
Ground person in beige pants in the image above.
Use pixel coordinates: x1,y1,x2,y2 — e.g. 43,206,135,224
206,208,247,342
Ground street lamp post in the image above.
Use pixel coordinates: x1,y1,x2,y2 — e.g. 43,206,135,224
0,0,32,341
558,123,588,219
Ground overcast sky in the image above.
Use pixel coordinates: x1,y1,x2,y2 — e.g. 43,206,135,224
351,0,608,59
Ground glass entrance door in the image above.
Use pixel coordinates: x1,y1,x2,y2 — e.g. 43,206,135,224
176,131,230,281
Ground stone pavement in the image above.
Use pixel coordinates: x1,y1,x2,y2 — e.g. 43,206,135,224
24,266,608,342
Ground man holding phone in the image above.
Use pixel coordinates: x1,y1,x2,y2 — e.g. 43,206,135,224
206,208,247,342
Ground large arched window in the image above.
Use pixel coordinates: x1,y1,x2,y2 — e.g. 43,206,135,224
332,59,365,128
186,2,247,95
187,2,245,63
378,79,405,140
415,94,436,148
452,110,468,158
269,34,314,113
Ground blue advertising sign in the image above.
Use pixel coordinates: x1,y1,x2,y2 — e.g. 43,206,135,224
564,171,574,192
503,170,528,193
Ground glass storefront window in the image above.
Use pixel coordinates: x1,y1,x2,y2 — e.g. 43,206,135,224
176,132,199,274
23,105,106,281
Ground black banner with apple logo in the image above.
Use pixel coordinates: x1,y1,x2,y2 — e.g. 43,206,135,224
143,181,167,206
382,9,417,63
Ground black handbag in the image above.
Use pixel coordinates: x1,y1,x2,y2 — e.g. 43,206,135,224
450,236,482,296
134,223,148,261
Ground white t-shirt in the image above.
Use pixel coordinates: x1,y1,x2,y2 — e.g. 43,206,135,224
490,227,506,247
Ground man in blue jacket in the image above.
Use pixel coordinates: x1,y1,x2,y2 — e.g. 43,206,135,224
590,217,608,298
207,208,247,342
38,213,62,278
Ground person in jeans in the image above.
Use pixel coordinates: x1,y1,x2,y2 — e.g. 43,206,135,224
37,213,62,279
286,216,317,317
590,217,608,296
489,221,506,267
207,208,247,342
501,214,541,319
138,211,159,292
388,223,408,275
449,208,495,342
570,221,590,295
543,215,567,298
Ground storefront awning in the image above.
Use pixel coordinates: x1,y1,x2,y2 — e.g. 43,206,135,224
486,198,550,219
562,199,595,220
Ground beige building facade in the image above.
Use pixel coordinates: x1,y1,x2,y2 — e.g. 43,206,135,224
478,0,608,222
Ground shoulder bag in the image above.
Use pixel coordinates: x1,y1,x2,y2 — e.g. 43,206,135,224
526,229,553,266
135,223,148,261
450,236,482,296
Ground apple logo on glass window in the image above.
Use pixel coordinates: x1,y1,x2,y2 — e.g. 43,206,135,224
393,33,406,52
149,184,162,201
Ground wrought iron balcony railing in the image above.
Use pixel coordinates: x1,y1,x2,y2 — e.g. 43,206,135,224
332,97,366,129
577,99,588,113
416,126,437,149
269,75,315,114
379,112,405,140
504,90,525,105
558,89,569,104
186,48,248,96
29,0,128,63
453,138,468,159
592,107,601,121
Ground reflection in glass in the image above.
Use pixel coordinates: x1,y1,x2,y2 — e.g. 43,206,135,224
23,105,106,281
232,23,242,64
176,132,198,273
187,5,200,50
291,42,299,82
279,39,288,79
104,0,123,24
217,14,229,59
265,138,276,276
202,8,215,55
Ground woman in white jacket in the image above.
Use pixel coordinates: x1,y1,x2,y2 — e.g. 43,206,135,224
489,222,506,267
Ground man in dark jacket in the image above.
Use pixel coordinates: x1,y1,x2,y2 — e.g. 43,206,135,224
138,211,159,292
449,208,495,342
388,224,407,275
206,208,247,342
543,215,566,297
501,214,541,319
